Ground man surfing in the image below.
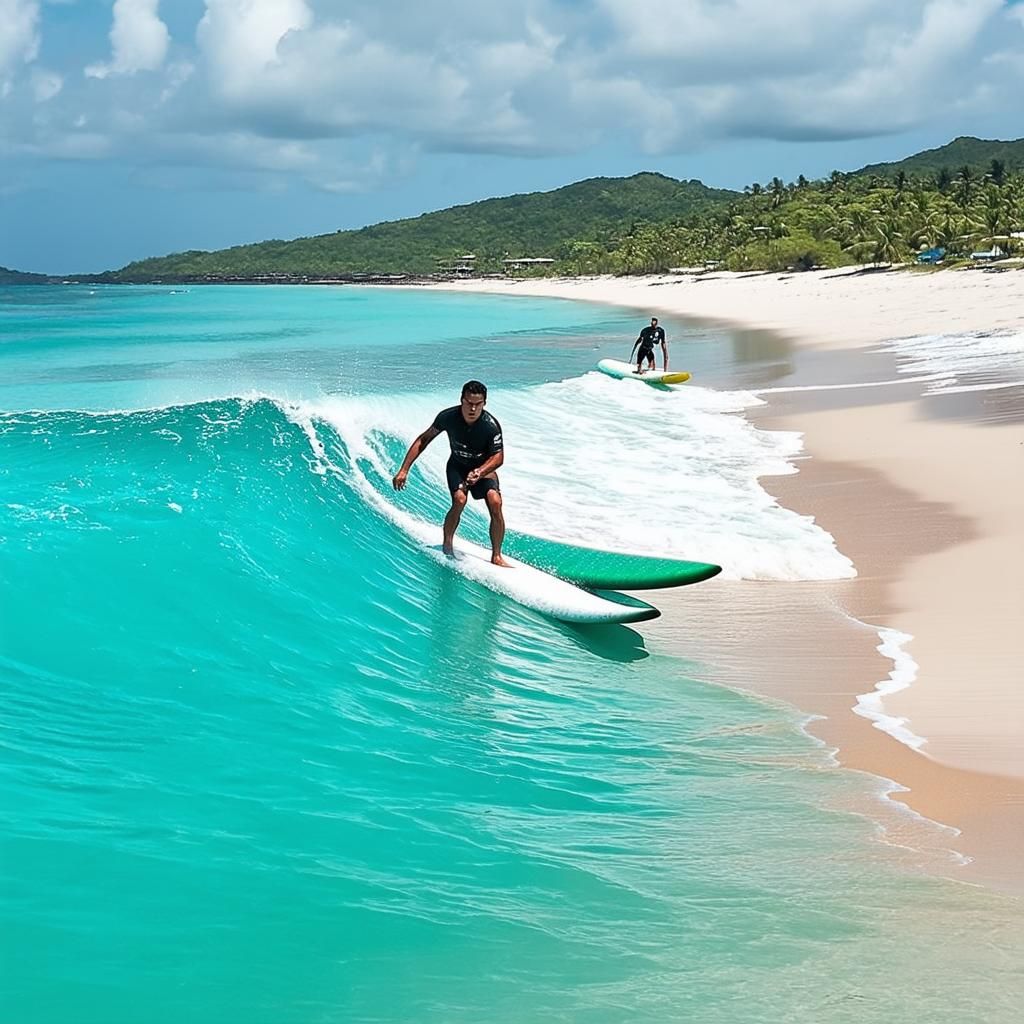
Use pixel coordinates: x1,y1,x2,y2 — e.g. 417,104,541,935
392,380,509,566
630,316,668,374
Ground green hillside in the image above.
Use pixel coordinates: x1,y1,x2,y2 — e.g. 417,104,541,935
103,173,736,282
0,266,52,284
856,135,1024,180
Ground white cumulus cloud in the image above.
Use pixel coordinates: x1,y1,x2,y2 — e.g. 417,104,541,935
85,0,170,79
0,0,41,88
5,0,1024,185
196,0,313,97
177,0,1023,157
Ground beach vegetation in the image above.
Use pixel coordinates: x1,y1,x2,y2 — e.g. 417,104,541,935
726,231,847,273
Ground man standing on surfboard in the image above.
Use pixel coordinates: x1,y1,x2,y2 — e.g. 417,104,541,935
392,380,508,567
631,317,668,374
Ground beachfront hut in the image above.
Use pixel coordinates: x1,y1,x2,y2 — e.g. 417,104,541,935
436,254,477,277
969,244,1005,261
503,257,556,275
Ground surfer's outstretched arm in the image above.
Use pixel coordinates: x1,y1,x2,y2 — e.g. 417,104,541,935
392,426,441,490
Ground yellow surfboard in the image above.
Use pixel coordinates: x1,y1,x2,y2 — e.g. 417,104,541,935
597,359,691,385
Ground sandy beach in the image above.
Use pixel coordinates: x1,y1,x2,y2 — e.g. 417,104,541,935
430,267,1024,892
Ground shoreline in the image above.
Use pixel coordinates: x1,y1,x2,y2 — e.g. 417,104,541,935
423,266,1024,349
424,269,1024,893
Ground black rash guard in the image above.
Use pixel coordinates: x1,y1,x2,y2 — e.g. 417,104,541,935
636,325,666,352
431,407,503,470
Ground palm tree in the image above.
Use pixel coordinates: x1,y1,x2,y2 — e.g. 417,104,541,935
904,188,944,251
955,165,975,208
932,208,973,256
988,159,1006,186
972,183,1011,253
826,204,875,250
871,218,910,265
1007,177,1024,248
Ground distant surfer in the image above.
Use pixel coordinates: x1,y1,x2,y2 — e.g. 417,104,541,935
631,316,668,374
392,380,508,567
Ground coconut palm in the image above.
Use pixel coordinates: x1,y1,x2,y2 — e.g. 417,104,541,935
955,165,976,209
904,190,945,251
826,204,875,250
970,183,1013,252
871,218,910,265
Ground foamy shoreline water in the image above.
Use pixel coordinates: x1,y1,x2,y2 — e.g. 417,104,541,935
424,268,1024,891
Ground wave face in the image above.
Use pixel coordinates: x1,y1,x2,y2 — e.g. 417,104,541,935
289,376,853,582
3,285,1022,1023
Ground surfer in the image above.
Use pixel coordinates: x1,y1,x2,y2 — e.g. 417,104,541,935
630,317,668,374
392,380,509,567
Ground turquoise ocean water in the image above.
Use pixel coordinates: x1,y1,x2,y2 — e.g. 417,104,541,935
2,285,1021,1023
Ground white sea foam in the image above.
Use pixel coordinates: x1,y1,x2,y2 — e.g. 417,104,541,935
853,627,927,751
880,329,1024,394
280,397,654,622
287,371,855,583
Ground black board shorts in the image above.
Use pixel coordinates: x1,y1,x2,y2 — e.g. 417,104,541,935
637,345,655,363
446,458,500,500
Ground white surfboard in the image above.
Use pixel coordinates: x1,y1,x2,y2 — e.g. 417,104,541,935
426,540,659,624
597,359,692,385
347,463,659,625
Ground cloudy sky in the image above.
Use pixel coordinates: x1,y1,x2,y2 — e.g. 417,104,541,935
2,0,1023,273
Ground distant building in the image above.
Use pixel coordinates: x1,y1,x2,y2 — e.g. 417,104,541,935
436,253,477,277
502,257,556,273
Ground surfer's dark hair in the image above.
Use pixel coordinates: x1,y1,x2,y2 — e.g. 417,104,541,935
461,380,487,400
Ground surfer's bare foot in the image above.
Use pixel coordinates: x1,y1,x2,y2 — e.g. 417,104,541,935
491,554,511,567
442,544,456,558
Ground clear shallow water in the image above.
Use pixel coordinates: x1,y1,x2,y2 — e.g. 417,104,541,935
2,285,1022,1023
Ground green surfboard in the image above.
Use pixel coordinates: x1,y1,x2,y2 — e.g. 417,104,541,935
502,533,722,591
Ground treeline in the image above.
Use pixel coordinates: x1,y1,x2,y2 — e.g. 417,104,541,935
560,159,1024,275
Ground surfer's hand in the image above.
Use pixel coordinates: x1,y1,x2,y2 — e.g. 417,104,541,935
392,469,408,491
466,469,481,485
